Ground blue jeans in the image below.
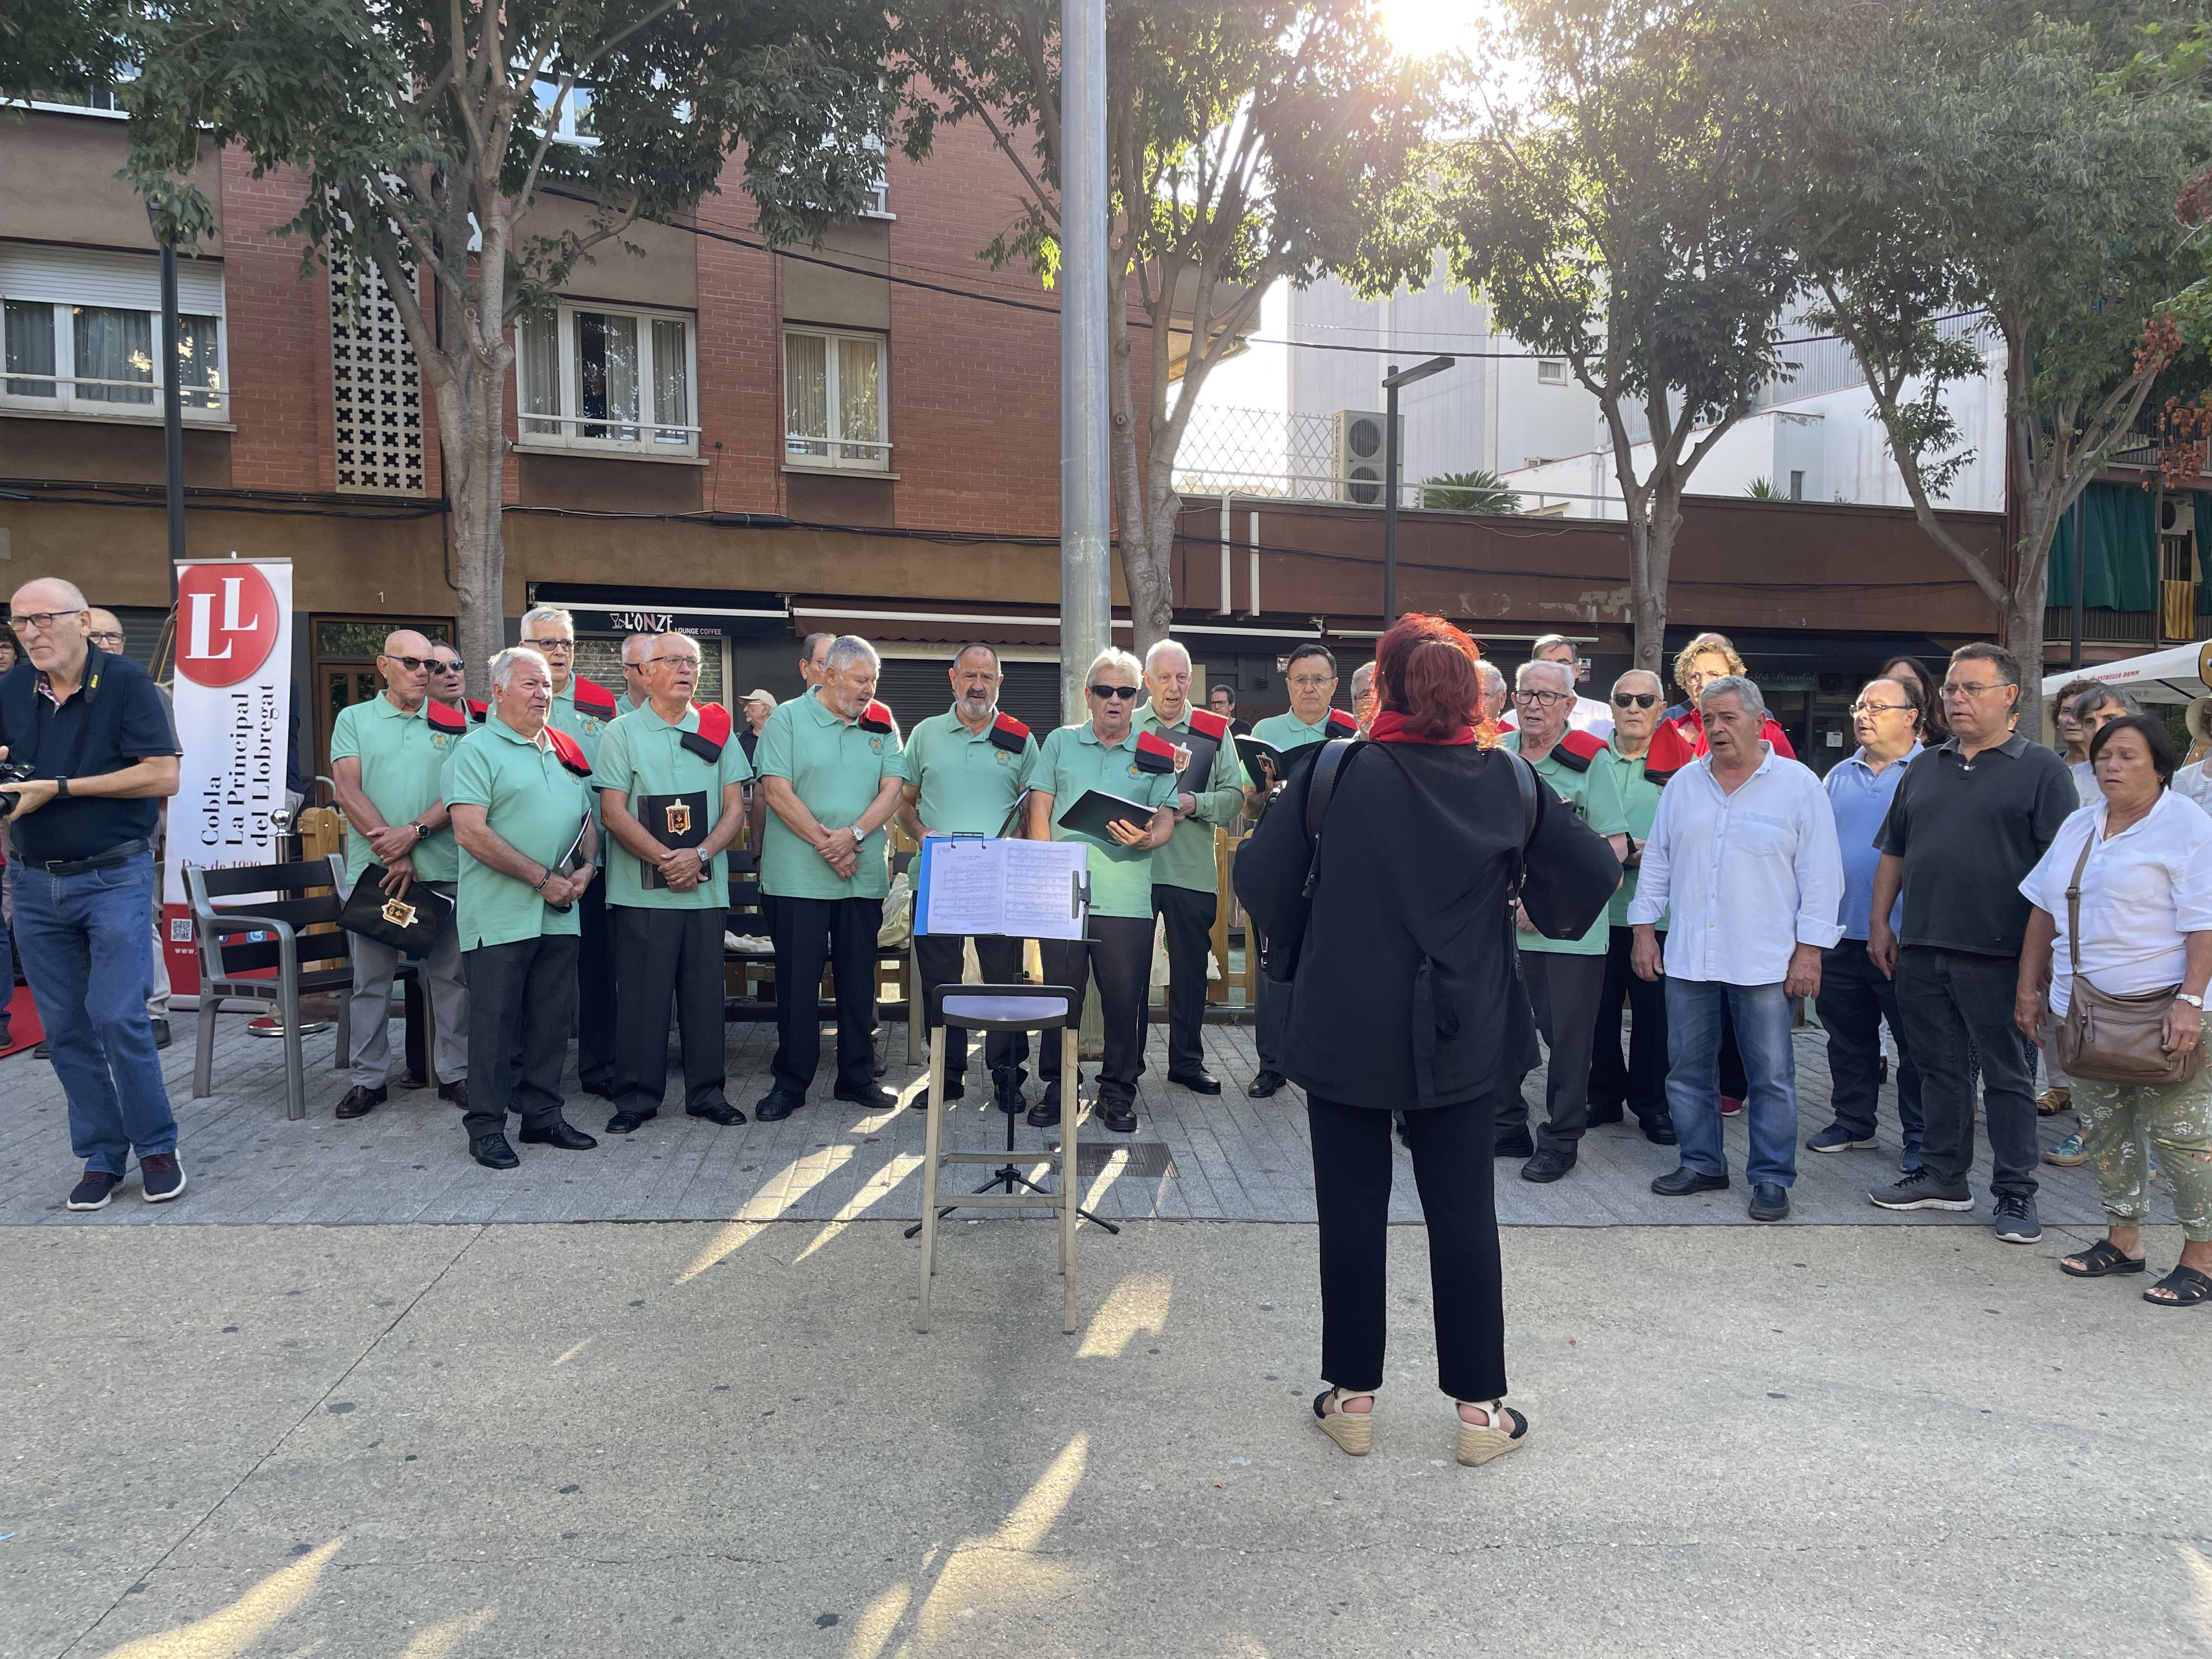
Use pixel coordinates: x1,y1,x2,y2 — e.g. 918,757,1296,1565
13,853,179,1175
1666,978,1798,1188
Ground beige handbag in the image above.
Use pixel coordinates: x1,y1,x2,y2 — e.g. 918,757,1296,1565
2054,836,2204,1086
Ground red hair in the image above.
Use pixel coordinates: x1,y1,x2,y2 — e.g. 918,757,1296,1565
1375,614,1486,740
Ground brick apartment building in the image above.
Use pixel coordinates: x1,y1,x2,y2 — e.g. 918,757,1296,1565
3,92,2015,777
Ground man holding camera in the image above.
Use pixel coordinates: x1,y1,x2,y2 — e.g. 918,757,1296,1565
2,578,184,1210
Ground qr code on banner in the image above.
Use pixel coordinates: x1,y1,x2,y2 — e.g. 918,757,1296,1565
170,918,194,942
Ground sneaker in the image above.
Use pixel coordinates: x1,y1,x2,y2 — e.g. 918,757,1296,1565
1901,1139,1924,1173
1807,1123,1878,1154
2044,1131,2090,1166
67,1170,122,1211
139,1153,187,1203
1991,1193,2041,1243
1719,1095,1745,1118
1868,1167,1973,1211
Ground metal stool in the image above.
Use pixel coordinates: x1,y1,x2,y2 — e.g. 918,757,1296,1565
916,981,1082,1334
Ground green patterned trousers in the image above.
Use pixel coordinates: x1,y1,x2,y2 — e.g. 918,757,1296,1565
2072,1072,2212,1240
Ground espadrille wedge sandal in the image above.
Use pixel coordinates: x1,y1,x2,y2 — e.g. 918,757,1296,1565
1312,1387,1375,1456
1454,1400,1528,1467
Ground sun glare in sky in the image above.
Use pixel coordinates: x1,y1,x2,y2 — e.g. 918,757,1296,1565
1378,0,1490,63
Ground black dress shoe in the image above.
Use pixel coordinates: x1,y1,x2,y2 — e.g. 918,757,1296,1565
1026,1085,1064,1128
150,1017,172,1050
687,1102,747,1126
335,1084,387,1119
1748,1181,1790,1222
941,1075,967,1102
33,1039,50,1058
520,1120,597,1151
1493,1128,1535,1159
993,1069,1026,1114
1167,1069,1222,1094
834,1082,901,1110
1640,1118,1678,1147
439,1080,470,1111
1247,1069,1286,1098
1584,1102,1626,1126
754,1091,803,1122
605,1109,656,1134
1097,1097,1139,1134
1520,1147,1576,1183
1650,1165,1730,1197
471,1132,520,1170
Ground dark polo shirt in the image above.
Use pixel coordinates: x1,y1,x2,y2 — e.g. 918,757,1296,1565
1874,731,2075,957
0,649,180,865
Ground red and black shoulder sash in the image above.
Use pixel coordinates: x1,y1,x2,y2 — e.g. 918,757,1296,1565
1325,708,1359,738
1187,707,1232,743
1134,728,1181,775
427,699,468,735
544,725,593,778
571,675,619,722
857,699,896,736
679,702,733,764
988,710,1032,754
1641,721,1698,785
1547,729,1609,774
469,698,487,723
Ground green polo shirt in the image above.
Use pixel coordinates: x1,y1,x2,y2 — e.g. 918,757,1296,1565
1137,702,1249,895
329,693,461,883
900,706,1039,836
757,688,904,901
594,701,754,910
549,677,616,865
1034,721,1182,919
443,714,593,950
1502,731,1627,955
1596,735,1668,930
1251,707,1336,754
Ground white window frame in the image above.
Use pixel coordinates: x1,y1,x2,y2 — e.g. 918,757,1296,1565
1,275,228,425
514,300,699,459
1536,358,1568,386
783,325,891,472
859,132,892,219
533,78,599,149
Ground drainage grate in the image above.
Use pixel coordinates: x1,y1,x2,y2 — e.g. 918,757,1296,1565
1051,1141,1176,1179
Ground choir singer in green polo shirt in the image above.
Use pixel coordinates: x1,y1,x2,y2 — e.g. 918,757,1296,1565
1025,648,1184,1135
1136,639,1249,1096
594,632,753,1139
754,636,908,1121
898,644,1040,1112
444,647,601,1170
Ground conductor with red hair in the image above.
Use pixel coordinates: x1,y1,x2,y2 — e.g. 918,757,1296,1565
1235,616,1619,1468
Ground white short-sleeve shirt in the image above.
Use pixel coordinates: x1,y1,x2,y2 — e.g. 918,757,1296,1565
2019,789,2212,1015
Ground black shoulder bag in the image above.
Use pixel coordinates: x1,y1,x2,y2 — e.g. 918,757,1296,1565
1258,737,1364,981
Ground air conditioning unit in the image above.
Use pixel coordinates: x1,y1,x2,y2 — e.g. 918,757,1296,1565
1331,410,1396,506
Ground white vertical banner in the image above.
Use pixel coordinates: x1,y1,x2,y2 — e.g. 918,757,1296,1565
163,558,293,994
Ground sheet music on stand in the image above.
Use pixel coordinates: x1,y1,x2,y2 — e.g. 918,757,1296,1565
915,836,1090,940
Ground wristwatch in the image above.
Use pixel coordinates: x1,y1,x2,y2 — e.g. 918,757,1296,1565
54,776,70,799
2179,992,2205,1009
412,821,430,840
849,825,865,849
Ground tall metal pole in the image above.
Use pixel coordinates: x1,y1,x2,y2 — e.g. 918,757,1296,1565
1060,0,1112,723
1383,368,1400,624
159,234,187,602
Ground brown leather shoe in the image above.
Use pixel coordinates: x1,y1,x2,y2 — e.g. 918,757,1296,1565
335,1084,387,1119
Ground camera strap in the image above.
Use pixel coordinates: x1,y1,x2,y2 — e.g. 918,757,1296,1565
22,657,104,782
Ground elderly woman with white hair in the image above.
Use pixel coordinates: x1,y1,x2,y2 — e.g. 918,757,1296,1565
1025,647,1184,1133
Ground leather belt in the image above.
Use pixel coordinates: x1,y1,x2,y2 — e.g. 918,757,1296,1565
35,838,153,877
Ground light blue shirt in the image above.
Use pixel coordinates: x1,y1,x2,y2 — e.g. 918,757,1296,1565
1824,741,1921,940
1626,745,1846,985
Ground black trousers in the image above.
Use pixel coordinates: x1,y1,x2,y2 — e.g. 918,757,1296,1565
1589,926,1671,1127
1039,915,1152,1106
611,905,729,1116
768,893,882,1099
1502,950,1608,1152
1308,1091,1505,1402
462,934,578,1143
1816,936,1925,1142
913,932,1027,1077
1895,945,2039,1198
574,868,617,1095
1142,883,1217,1078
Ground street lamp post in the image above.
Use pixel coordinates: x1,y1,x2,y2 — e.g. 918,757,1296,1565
1059,0,1111,720
1379,355,1453,623
146,203,187,608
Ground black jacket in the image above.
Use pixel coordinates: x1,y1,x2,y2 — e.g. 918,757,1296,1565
1233,741,1619,1110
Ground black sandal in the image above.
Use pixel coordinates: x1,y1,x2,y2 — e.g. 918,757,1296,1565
2060,1239,2148,1278
2144,1264,2212,1307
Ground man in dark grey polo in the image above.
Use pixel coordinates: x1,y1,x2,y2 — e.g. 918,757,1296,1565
1866,642,2075,1242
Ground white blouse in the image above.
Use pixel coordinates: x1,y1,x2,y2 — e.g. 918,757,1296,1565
2019,789,2212,1015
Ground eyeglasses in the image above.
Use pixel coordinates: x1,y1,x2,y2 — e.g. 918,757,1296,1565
1514,689,1570,707
521,636,574,653
89,631,125,649
1941,681,2001,700
1088,684,1142,701
10,610,82,634
647,654,700,669
1850,701,1911,716
381,654,435,672
1286,674,1334,691
1611,692,1658,709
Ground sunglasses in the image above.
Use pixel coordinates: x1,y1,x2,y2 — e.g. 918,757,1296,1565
1611,692,1658,709
1089,684,1142,701
431,656,465,673
382,654,436,672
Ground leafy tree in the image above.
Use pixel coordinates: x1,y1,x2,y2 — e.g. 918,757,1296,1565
1447,0,1807,670
123,0,906,685
0,0,127,102
1420,469,1520,512
898,0,1439,653
1793,0,2212,662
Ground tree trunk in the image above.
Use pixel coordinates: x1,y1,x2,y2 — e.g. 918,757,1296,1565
1126,456,1178,659
1106,273,1150,676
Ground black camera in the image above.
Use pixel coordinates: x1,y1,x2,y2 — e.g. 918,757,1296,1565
0,759,36,819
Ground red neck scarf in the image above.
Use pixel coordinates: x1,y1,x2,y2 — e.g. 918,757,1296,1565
1368,709,1478,746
